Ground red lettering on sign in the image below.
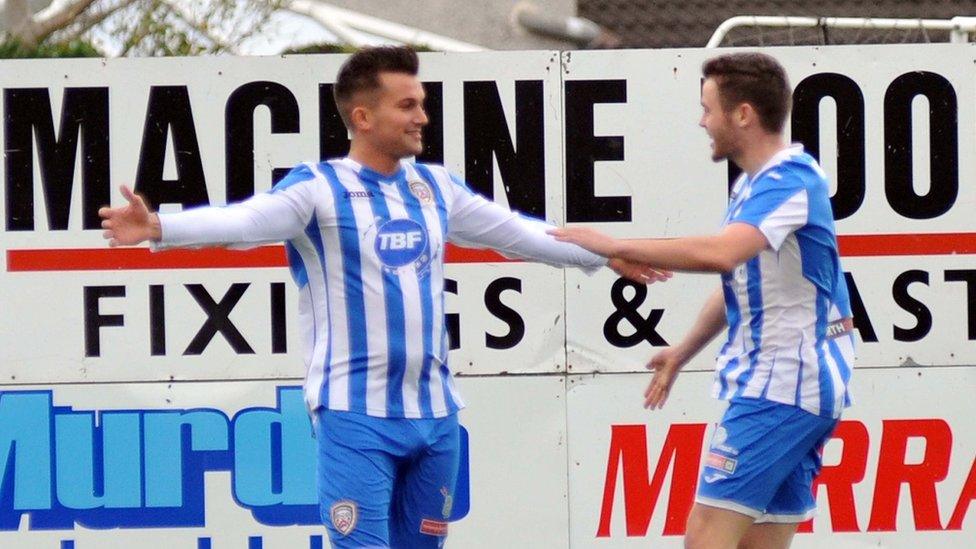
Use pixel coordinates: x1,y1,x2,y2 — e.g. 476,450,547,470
597,418,973,538
800,420,870,533
596,423,706,537
946,456,976,530
868,419,952,531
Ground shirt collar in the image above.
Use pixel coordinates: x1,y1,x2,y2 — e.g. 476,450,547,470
340,157,407,184
748,143,804,183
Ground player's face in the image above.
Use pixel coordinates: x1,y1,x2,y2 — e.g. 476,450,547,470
367,72,428,159
699,78,737,162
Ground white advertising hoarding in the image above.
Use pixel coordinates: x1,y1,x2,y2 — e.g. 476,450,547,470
566,368,976,548
0,376,569,548
0,50,570,381
0,44,974,547
564,44,976,372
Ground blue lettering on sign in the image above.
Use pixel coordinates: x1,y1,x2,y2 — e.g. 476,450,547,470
0,387,470,530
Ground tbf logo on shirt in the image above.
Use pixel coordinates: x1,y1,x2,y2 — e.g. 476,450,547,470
375,218,432,275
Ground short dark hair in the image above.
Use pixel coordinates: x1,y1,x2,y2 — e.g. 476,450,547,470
333,46,420,128
702,53,791,133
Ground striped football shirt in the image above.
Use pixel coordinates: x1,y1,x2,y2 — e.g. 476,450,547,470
157,157,606,418
714,145,855,419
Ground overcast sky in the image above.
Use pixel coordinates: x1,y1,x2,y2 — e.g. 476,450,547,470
237,8,336,55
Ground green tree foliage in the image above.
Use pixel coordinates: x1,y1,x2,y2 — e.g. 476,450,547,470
2,1,444,58
282,42,358,55
0,37,101,58
2,0,283,57
282,43,434,55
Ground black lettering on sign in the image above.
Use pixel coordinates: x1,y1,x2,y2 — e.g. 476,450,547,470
318,83,348,160
444,278,460,350
844,272,878,343
183,283,254,355
484,277,525,350
225,81,300,201
944,270,976,340
135,86,209,210
4,87,109,231
463,81,544,217
84,285,125,357
270,282,288,353
271,168,292,186
565,80,631,222
884,72,958,219
418,82,444,165
892,270,932,342
603,278,666,347
318,82,444,163
792,73,866,220
727,162,742,193
150,284,166,356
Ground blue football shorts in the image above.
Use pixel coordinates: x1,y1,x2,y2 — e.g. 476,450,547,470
695,397,838,523
315,409,460,548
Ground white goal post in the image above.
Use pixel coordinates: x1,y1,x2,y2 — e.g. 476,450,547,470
706,15,976,48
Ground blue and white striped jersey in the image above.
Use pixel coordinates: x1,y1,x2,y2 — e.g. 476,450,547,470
714,145,854,419
157,157,606,419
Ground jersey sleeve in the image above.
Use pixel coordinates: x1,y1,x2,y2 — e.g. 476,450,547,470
443,172,607,273
155,164,319,250
731,171,808,251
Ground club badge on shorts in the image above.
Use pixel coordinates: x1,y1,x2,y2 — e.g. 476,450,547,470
330,500,358,536
408,179,434,206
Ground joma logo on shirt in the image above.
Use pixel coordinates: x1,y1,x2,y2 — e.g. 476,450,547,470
344,190,375,199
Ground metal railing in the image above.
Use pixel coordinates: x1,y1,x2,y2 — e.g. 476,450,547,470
285,0,486,52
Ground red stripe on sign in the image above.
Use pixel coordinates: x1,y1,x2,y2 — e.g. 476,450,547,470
6,246,287,271
837,232,976,257
6,232,975,272
443,245,515,263
6,243,515,272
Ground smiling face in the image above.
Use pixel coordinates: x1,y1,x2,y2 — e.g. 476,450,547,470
353,71,428,160
699,77,739,163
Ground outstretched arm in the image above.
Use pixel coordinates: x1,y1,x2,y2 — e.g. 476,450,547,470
447,184,670,283
644,286,726,409
99,178,315,249
551,175,811,273
548,223,768,273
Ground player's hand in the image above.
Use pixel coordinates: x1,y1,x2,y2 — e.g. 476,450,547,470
644,346,683,409
548,226,618,257
98,185,160,246
608,258,673,284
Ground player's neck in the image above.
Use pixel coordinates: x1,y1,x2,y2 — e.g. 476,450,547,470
348,141,402,176
736,133,788,179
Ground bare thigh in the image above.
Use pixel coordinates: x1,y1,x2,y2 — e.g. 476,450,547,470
684,503,755,549
737,522,799,549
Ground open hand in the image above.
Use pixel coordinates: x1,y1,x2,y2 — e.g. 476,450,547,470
643,347,683,409
98,185,159,246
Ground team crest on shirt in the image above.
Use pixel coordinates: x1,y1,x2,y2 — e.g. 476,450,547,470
330,500,358,535
408,179,435,206
374,218,432,277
